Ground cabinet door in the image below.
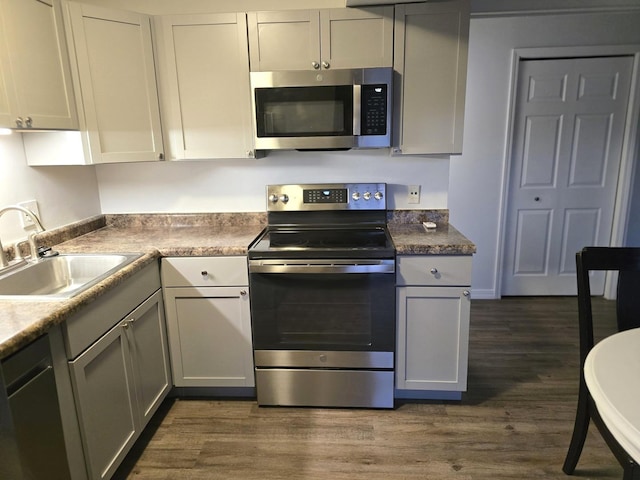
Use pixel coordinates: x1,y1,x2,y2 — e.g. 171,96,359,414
69,321,138,480
155,13,254,159
247,10,320,71
65,2,163,163
320,7,393,70
393,0,469,155
0,0,77,129
0,1,17,128
126,290,171,428
396,286,470,392
164,286,254,387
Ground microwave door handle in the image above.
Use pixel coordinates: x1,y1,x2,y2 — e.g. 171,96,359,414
353,84,361,136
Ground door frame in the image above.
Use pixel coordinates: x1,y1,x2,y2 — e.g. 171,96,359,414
498,45,640,298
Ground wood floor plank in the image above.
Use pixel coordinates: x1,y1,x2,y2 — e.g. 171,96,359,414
114,297,624,479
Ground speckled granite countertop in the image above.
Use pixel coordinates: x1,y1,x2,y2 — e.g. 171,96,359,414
389,223,476,255
0,213,265,360
0,210,474,360
0,253,159,360
386,209,475,255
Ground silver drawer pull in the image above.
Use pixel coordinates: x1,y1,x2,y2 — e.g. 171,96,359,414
201,271,208,277
463,290,470,297
430,268,438,274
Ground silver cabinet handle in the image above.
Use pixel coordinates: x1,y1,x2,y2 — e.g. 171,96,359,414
463,290,470,297
322,61,330,69
240,290,247,296
25,116,32,127
430,268,438,274
123,317,136,330
158,152,164,160
312,61,320,70
15,117,23,127
201,270,208,278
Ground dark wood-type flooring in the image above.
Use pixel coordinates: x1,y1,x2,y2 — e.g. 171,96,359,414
115,297,624,479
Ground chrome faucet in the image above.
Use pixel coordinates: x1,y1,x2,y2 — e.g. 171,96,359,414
0,205,46,268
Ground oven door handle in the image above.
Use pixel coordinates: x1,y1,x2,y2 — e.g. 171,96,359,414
249,259,395,274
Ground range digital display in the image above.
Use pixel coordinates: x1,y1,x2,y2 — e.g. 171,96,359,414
303,188,347,204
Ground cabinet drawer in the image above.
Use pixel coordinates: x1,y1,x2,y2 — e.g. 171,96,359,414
397,255,471,286
161,256,248,287
63,263,161,360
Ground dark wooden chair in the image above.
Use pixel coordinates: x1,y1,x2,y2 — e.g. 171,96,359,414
563,247,640,479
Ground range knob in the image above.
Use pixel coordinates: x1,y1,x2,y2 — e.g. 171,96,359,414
279,194,289,203
268,193,279,203
374,191,384,200
352,192,361,201
363,191,372,200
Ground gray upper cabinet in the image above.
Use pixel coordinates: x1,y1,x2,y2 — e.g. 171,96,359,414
393,0,470,155
62,1,164,164
154,13,255,160
0,0,77,130
247,7,393,72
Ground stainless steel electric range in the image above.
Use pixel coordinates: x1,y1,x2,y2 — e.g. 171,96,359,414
248,183,396,408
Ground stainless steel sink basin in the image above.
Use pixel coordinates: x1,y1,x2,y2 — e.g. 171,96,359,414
0,253,143,300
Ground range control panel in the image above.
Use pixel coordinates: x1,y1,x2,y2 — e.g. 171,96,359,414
267,183,386,211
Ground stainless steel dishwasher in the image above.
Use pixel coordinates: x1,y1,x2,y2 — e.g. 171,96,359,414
1,335,71,480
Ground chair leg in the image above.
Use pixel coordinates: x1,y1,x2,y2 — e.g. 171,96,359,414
622,459,640,480
563,385,591,474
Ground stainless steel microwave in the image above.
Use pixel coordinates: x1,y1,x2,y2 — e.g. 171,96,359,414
250,67,392,150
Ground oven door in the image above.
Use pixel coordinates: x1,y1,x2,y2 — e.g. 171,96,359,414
249,259,395,353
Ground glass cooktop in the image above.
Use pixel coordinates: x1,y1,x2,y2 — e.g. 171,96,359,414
248,226,395,259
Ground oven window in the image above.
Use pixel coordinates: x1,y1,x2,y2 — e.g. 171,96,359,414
255,86,353,137
250,272,395,352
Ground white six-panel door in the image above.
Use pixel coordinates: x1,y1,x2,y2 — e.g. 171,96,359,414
502,56,633,296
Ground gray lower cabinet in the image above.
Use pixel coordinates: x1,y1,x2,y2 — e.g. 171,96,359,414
395,255,472,399
161,257,254,388
64,263,171,480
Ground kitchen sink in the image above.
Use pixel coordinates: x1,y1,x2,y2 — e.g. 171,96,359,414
0,253,143,300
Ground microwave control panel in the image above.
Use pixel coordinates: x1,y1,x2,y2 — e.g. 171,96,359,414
361,85,387,136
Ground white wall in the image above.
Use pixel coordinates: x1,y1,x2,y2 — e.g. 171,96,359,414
96,150,449,213
449,9,640,299
0,134,101,244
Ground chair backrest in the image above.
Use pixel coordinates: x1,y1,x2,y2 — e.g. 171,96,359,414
576,247,640,367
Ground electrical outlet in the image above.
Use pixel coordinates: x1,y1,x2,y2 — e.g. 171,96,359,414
17,200,40,230
408,185,420,204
